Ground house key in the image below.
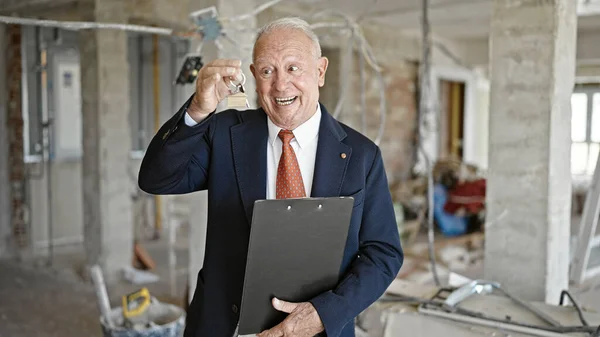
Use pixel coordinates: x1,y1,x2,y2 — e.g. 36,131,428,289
227,72,250,109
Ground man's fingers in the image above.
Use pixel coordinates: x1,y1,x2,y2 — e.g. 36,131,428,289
257,324,284,337
208,59,242,67
272,297,298,314
202,66,241,79
200,73,220,93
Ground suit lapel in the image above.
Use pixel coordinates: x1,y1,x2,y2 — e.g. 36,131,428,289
311,104,351,198
230,106,350,223
231,110,268,226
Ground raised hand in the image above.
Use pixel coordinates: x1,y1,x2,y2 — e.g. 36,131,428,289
187,59,243,122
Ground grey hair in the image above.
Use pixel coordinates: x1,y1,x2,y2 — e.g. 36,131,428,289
253,17,322,60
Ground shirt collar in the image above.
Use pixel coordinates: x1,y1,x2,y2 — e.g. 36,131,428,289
267,104,321,149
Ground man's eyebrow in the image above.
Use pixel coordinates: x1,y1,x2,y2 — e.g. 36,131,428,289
254,55,304,65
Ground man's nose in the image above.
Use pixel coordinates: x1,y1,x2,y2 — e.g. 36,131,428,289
274,73,289,92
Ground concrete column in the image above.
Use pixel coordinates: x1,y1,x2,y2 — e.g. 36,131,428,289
0,24,11,258
80,1,133,280
186,0,256,296
485,0,577,303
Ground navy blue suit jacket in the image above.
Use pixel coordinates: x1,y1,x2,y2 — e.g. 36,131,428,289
138,96,403,337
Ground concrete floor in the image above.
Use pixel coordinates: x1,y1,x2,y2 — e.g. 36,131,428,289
0,238,189,337
0,260,101,337
2,223,600,337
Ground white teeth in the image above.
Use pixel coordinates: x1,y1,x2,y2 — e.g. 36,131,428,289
275,96,297,106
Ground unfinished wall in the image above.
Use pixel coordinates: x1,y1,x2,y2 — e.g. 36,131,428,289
462,28,600,68
457,27,600,171
6,24,28,256
0,23,11,258
362,23,476,175
320,42,418,184
17,25,192,257
338,50,418,184
485,0,576,302
471,71,490,169
0,0,205,263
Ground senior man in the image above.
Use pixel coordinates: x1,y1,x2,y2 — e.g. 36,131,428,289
138,17,403,337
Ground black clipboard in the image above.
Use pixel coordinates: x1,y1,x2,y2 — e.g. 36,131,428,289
237,197,355,335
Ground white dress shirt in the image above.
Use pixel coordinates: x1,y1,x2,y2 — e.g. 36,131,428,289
184,105,321,199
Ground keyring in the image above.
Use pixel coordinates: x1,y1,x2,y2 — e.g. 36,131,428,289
228,72,246,94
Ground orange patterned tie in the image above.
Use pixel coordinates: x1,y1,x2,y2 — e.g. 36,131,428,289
276,130,306,199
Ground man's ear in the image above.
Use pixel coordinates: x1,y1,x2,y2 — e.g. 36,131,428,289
250,64,258,92
317,56,329,87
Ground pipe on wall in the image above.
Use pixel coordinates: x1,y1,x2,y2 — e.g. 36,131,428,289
152,34,162,240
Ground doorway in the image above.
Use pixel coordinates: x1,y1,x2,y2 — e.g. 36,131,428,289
438,80,466,160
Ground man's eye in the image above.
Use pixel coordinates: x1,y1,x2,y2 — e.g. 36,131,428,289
289,66,299,72
262,69,273,75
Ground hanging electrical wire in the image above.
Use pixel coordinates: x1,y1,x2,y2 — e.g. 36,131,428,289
307,9,388,145
310,9,382,72
0,1,389,146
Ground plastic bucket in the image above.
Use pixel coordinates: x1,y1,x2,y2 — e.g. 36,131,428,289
100,302,185,337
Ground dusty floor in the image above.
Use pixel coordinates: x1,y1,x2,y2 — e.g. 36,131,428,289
0,238,189,337
0,260,102,337
2,227,600,337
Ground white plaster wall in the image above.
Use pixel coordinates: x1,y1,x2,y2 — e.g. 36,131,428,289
27,158,146,255
471,72,490,170
28,161,84,254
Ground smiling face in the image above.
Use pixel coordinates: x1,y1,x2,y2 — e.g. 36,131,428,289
250,28,328,130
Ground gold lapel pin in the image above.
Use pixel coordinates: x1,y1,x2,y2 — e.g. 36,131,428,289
341,153,347,159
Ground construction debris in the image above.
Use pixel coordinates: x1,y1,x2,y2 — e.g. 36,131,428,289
392,157,486,238
100,299,185,337
122,266,160,285
90,264,184,337
133,243,156,271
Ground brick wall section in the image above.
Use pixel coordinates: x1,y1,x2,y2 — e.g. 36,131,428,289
6,25,27,249
0,24,9,258
338,53,418,186
379,62,418,184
